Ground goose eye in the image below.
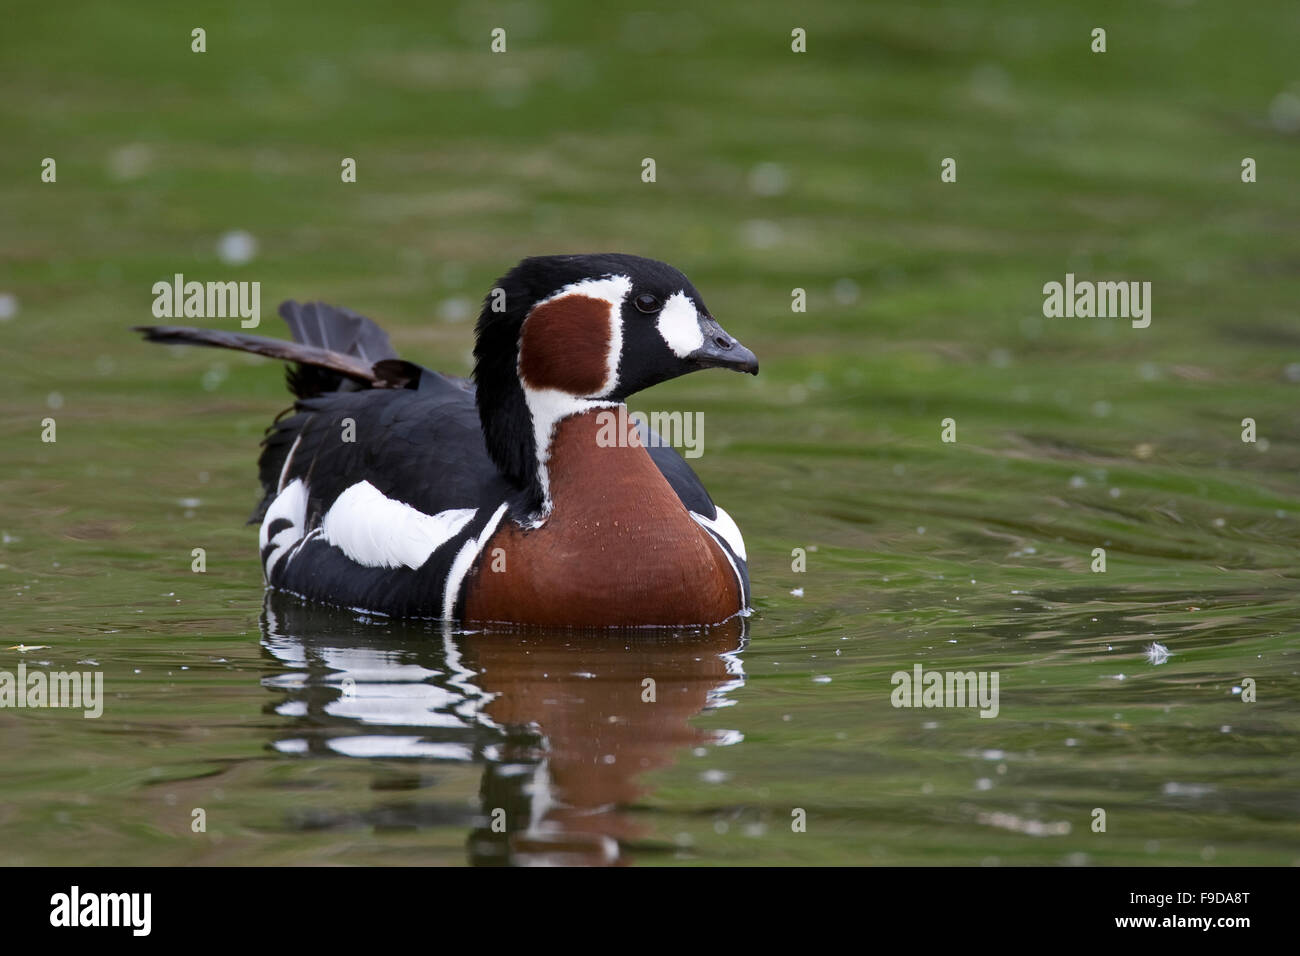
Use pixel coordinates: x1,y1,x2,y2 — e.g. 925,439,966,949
633,293,662,314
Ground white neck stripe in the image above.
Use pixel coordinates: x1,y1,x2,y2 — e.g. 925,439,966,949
517,274,631,521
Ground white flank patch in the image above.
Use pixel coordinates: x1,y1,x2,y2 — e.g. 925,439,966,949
656,291,703,358
321,480,476,570
690,506,747,561
260,478,308,576
442,501,509,620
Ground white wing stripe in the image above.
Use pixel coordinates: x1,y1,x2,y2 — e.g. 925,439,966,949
442,502,509,620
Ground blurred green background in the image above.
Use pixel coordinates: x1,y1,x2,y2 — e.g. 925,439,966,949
1,0,1298,865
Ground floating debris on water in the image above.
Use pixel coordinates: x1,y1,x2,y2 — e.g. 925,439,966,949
976,810,1071,837
1145,642,1171,665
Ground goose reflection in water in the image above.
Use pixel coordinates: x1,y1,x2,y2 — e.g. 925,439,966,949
260,591,748,866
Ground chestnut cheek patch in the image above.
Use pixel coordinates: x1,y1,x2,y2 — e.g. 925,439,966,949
518,293,612,395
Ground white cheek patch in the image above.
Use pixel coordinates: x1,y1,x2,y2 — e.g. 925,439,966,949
656,291,704,358
321,480,476,570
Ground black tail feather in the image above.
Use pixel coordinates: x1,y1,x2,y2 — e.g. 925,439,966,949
279,302,401,395
278,301,397,363
136,300,408,399
134,324,381,395
136,302,424,523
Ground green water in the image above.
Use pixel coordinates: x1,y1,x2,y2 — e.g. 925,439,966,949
2,0,1299,865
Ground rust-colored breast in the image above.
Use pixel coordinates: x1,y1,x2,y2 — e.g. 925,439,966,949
464,410,742,627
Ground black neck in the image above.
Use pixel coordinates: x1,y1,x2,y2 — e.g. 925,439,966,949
473,299,543,514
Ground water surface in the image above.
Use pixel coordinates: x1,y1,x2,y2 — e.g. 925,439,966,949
2,0,1299,866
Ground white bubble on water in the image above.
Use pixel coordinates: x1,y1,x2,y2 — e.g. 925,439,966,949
969,62,1013,107
832,278,860,306
217,230,258,265
438,297,472,323
740,219,783,249
1268,90,1300,134
201,362,229,391
747,162,788,197
107,143,154,182
1163,781,1214,797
